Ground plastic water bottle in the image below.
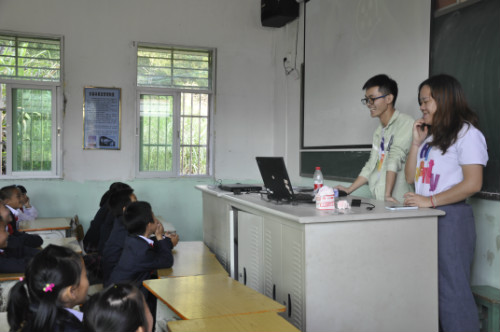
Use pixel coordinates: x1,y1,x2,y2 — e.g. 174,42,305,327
313,167,324,194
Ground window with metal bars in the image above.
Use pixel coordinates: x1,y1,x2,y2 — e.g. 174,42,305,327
137,45,213,176
0,33,62,178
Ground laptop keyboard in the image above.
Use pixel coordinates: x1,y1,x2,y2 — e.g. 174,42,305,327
293,193,315,202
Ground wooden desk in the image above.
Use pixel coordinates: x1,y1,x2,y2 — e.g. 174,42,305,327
144,274,285,320
158,241,228,278
156,216,176,233
167,312,300,332
0,272,23,282
42,236,82,254
19,217,71,239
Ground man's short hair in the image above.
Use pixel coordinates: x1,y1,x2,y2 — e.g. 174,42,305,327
123,201,154,236
362,74,398,106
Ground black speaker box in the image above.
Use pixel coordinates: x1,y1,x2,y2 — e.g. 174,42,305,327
261,0,299,28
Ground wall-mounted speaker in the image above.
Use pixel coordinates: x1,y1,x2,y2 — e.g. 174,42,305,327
261,0,299,28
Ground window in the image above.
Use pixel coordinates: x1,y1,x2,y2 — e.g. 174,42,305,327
0,34,62,177
136,45,214,176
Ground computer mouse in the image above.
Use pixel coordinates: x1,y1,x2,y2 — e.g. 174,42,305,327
338,190,348,197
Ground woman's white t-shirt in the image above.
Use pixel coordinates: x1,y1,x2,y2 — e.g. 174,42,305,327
414,123,488,196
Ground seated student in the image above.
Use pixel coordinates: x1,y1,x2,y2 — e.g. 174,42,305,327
83,182,131,254
16,185,38,222
109,201,179,294
0,203,39,273
102,188,137,286
83,283,153,332
7,244,89,332
0,185,43,248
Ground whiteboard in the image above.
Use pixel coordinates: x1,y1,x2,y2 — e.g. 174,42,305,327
303,0,430,148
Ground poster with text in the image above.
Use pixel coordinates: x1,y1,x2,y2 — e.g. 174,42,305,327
83,87,121,150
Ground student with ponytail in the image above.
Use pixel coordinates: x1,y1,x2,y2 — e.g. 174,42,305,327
7,244,89,332
83,283,153,332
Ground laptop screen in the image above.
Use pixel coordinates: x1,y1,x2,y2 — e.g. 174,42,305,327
255,157,295,201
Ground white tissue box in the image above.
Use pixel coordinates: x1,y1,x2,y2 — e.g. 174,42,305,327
316,194,335,210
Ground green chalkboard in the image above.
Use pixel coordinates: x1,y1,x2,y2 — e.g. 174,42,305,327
300,151,370,181
431,0,500,199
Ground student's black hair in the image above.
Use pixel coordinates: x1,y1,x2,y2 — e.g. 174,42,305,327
362,74,399,106
0,185,20,201
7,245,84,332
83,283,150,332
16,185,27,194
99,182,132,208
122,201,154,236
108,188,135,217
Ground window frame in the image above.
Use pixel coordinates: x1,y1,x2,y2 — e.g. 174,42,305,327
135,43,215,178
0,32,63,179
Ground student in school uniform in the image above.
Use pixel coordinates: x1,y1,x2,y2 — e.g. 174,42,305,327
109,201,179,322
101,188,137,286
0,203,39,273
83,283,153,332
7,244,89,332
16,185,38,222
108,201,179,290
335,74,414,203
0,185,43,249
83,182,131,254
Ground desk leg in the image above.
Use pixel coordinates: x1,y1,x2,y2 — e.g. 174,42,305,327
156,299,181,332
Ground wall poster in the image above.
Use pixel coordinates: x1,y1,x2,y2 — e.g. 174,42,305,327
83,87,121,150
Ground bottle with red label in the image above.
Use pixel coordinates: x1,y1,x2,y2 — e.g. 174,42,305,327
313,166,324,194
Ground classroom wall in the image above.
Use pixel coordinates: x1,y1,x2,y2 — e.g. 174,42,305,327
0,0,278,239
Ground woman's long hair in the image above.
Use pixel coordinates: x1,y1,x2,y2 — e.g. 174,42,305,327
83,283,150,332
7,245,84,332
418,74,478,154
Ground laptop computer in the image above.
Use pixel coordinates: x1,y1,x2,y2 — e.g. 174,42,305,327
255,156,315,203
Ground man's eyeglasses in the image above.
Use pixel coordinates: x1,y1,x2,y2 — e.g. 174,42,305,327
361,94,388,105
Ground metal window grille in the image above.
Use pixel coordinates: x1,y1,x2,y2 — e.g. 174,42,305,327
0,35,61,82
12,88,52,172
137,46,211,91
137,45,213,176
139,94,174,172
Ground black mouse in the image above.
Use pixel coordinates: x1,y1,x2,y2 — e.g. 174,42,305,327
337,190,348,197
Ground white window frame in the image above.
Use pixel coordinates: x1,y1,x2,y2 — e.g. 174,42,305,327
135,43,215,178
0,32,63,179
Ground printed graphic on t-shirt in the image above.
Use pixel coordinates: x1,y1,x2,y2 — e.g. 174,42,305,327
376,135,393,172
415,143,440,192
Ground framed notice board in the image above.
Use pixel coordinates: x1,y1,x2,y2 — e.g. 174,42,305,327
83,87,121,150
431,0,500,199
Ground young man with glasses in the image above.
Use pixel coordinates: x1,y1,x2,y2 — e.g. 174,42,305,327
336,74,414,203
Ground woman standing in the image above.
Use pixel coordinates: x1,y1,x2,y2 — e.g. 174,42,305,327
403,74,488,332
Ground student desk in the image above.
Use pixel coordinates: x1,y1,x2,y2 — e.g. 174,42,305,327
198,185,445,332
144,274,285,320
158,241,228,278
19,217,71,239
167,312,300,332
0,272,23,282
42,236,82,254
156,216,176,233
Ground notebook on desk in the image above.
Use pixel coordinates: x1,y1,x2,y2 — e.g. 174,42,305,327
256,156,315,203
